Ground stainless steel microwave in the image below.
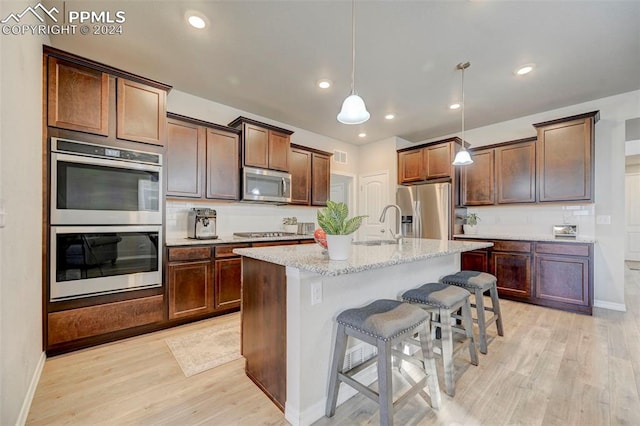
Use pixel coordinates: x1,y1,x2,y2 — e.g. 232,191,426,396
242,167,291,204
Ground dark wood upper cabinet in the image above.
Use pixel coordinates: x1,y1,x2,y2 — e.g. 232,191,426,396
425,143,452,179
290,147,311,205
47,56,109,136
205,127,240,200
495,138,536,204
397,138,459,184
311,152,330,206
398,148,425,183
166,119,204,198
166,113,240,201
289,144,332,206
534,111,598,203
116,79,167,146
462,149,495,205
229,117,293,172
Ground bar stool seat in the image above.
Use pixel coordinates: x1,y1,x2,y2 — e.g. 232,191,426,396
402,283,479,397
440,271,504,354
326,299,441,426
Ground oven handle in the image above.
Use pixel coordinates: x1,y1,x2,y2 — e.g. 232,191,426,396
52,152,162,173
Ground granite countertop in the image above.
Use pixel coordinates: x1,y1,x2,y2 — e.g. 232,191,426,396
453,233,596,244
233,238,493,277
166,234,314,247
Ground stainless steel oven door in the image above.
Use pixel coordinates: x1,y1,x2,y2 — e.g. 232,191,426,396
50,225,162,301
51,151,162,225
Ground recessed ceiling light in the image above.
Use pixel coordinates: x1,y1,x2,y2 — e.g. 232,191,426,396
317,79,332,89
358,133,366,138
186,12,208,29
384,114,395,120
449,103,461,110
515,63,535,76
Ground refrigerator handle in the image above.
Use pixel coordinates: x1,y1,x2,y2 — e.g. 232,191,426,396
413,200,422,238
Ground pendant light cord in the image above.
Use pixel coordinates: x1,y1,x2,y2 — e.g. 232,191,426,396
461,64,465,146
351,0,356,95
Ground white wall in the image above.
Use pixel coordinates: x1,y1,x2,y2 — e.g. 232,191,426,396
0,2,48,423
165,90,361,238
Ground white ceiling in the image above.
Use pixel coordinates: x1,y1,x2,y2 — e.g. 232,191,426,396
44,0,640,145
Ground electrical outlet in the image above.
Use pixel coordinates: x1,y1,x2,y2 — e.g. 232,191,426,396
311,281,322,305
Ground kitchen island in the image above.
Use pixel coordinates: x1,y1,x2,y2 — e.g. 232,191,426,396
234,238,492,426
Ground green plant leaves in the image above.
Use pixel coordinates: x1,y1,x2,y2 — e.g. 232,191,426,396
317,201,367,235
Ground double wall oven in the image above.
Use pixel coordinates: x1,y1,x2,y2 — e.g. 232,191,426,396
50,138,163,301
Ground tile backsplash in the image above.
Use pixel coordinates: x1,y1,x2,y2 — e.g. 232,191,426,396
166,200,318,239
465,204,595,238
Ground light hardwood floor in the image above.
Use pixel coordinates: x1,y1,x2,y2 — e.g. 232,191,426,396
28,267,640,425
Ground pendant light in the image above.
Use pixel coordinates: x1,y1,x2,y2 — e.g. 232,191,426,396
452,61,473,166
337,0,370,125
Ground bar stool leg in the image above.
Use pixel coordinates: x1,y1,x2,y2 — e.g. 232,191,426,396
377,339,394,426
474,287,488,354
490,285,505,336
439,309,456,396
326,324,348,417
462,300,479,366
418,322,441,409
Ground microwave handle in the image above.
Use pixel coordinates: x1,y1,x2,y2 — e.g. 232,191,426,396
282,177,287,195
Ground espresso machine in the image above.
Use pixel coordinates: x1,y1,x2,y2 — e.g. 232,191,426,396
187,208,218,239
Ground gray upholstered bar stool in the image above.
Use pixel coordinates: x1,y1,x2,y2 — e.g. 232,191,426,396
401,283,479,397
326,299,441,426
440,271,504,354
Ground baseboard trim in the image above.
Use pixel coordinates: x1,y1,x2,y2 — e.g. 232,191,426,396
593,299,627,312
16,351,46,426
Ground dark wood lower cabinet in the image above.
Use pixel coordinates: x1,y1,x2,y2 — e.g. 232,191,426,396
168,260,214,319
241,257,287,411
214,258,242,310
460,239,592,314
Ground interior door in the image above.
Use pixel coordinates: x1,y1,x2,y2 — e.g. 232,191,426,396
358,171,389,240
625,172,640,260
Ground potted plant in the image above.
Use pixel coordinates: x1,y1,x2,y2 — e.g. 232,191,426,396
282,217,298,234
463,213,480,235
317,201,367,260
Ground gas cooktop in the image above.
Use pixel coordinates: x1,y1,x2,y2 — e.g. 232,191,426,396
233,231,297,238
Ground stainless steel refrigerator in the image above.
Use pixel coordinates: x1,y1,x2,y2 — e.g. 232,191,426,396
397,183,451,240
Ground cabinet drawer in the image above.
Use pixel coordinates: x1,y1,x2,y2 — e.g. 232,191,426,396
252,241,299,248
215,244,251,258
535,242,591,257
493,241,532,253
168,246,211,262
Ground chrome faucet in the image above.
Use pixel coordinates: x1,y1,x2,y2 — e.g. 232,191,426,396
379,204,403,243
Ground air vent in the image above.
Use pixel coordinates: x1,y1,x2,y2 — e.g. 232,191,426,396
333,149,347,164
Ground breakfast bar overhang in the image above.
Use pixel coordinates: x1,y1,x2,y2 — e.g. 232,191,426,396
234,238,492,426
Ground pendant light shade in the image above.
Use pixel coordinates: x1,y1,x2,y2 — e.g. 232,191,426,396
337,0,369,125
337,93,370,124
452,61,474,166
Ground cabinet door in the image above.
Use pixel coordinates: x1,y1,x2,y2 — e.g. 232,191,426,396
116,79,167,146
214,258,242,310
166,119,204,198
311,153,330,206
461,250,489,272
206,128,240,200
462,149,495,205
496,141,536,204
535,254,590,307
492,252,531,299
290,147,311,205
425,143,452,179
47,56,109,136
243,123,269,169
268,130,290,171
537,117,593,202
398,149,425,183
168,260,213,319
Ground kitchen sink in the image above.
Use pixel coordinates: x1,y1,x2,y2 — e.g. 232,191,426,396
352,239,398,246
